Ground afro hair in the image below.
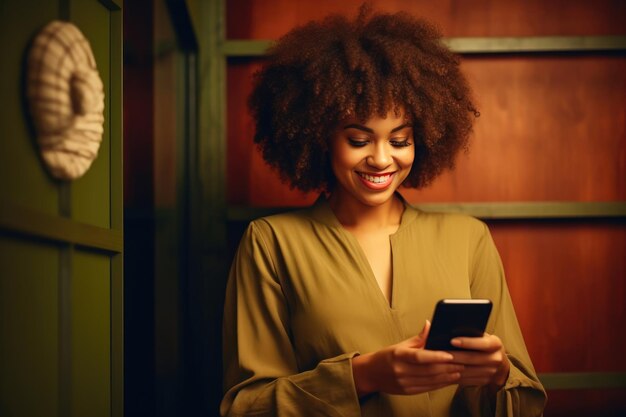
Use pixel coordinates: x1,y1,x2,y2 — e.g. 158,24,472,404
249,5,478,192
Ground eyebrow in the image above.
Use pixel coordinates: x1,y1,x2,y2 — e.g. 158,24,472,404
343,123,412,134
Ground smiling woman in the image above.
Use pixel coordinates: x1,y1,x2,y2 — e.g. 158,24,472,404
221,5,546,417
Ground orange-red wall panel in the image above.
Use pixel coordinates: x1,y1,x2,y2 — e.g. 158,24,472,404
544,389,626,417
227,0,626,39
406,55,626,203
489,221,626,373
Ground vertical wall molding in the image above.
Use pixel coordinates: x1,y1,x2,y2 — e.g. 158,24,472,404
198,0,228,413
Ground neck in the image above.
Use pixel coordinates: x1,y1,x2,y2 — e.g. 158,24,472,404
328,190,404,231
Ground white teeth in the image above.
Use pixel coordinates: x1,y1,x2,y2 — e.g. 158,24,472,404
359,173,390,183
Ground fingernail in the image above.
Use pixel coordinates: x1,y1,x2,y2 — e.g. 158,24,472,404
451,338,462,346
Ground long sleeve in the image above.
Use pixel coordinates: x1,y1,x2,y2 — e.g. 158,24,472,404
220,221,362,417
454,222,547,416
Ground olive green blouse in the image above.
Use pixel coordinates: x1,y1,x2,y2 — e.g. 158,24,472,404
221,196,546,417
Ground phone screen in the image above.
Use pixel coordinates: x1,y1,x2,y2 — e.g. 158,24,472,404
424,299,492,351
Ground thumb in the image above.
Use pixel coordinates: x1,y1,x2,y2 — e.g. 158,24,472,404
419,319,431,345
405,320,431,348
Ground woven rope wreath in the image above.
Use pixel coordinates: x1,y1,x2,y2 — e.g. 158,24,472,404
26,20,105,180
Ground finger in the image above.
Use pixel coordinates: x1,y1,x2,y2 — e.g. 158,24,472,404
458,365,498,379
403,320,432,348
399,371,461,388
394,347,453,364
449,350,501,366
451,334,502,352
397,363,465,378
420,319,431,342
449,350,488,365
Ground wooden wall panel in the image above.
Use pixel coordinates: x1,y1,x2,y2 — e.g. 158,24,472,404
406,55,626,204
226,58,257,205
227,0,626,39
227,55,626,206
0,1,59,215
154,51,179,208
123,1,154,208
71,1,112,229
71,250,111,417
545,389,626,417
1,1,123,416
226,58,318,206
0,235,59,417
488,221,626,372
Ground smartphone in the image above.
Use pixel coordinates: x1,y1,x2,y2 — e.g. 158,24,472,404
424,299,493,351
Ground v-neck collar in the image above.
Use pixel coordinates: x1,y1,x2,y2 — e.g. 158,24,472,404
307,192,421,310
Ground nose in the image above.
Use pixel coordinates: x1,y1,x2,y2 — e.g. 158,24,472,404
366,143,392,169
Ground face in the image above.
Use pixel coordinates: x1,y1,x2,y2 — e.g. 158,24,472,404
329,111,415,208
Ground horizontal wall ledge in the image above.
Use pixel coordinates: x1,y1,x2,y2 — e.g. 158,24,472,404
539,372,626,390
227,201,626,222
444,35,626,54
412,201,626,219
221,35,626,57
0,200,123,253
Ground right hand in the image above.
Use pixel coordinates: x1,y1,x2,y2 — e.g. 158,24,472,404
351,320,463,397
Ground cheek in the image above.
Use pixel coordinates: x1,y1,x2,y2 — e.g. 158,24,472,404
399,148,415,169
330,144,361,172
396,149,415,183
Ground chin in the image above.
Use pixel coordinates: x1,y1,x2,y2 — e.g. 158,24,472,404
356,190,397,207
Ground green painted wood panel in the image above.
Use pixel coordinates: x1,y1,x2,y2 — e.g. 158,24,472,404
0,235,59,417
70,1,111,228
71,249,111,417
0,0,59,215
1,1,123,416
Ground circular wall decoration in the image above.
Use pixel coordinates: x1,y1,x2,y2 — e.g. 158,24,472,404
26,20,105,180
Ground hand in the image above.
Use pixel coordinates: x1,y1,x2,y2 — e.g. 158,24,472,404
352,321,464,397
448,333,510,391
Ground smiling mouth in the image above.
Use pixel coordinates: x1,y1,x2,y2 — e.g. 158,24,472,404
356,171,395,191
357,172,392,183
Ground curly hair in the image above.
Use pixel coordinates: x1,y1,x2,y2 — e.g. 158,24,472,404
249,5,478,192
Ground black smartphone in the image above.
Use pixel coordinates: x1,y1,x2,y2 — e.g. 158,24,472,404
424,299,493,351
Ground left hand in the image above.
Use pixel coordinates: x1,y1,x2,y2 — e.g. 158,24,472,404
448,333,510,390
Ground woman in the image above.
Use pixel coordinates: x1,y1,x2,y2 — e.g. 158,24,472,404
221,6,546,417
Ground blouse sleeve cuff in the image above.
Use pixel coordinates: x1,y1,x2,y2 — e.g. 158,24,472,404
247,351,362,417
290,351,362,416
491,358,547,417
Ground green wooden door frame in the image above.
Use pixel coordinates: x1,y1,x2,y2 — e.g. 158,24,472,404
197,0,230,413
107,2,124,416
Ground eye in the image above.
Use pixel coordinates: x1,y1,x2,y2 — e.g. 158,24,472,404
348,138,369,147
390,138,412,147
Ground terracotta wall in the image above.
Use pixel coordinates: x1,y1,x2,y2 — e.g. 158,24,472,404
225,1,626,415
